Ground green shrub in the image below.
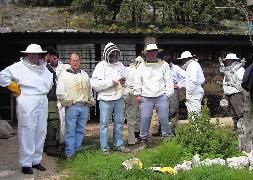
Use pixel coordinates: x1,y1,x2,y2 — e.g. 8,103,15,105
175,99,239,159
69,15,95,29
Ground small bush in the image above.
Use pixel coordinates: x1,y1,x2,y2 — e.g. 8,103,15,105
175,99,239,159
69,15,95,29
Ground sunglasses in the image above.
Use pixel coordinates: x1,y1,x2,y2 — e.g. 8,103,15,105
147,50,158,53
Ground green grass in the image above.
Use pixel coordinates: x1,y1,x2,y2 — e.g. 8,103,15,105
58,137,253,180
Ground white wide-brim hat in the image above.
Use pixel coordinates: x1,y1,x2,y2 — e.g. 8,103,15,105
143,44,163,52
224,53,240,61
20,44,47,54
178,51,193,59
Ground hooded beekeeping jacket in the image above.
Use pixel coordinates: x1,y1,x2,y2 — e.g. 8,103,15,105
182,60,205,100
91,60,127,101
0,57,52,95
133,60,174,97
222,61,245,95
91,43,127,101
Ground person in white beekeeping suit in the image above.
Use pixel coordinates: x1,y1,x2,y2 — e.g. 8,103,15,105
91,42,130,155
152,53,186,136
124,56,143,145
219,53,245,132
134,44,174,150
0,44,53,175
56,53,95,159
177,51,205,117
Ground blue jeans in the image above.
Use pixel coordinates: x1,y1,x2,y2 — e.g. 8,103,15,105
140,95,171,140
99,98,124,152
65,104,89,157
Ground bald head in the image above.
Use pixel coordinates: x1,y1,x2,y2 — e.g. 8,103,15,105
69,53,80,71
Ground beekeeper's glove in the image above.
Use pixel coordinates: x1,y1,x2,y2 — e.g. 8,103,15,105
7,82,21,96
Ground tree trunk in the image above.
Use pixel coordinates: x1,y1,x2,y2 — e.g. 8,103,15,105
239,91,253,152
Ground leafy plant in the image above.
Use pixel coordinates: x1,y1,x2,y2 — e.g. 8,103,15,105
175,99,239,159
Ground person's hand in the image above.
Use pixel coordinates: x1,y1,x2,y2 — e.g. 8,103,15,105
7,81,21,96
118,77,126,85
135,95,142,103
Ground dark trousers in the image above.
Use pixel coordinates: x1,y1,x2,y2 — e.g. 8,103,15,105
226,92,244,127
45,100,59,148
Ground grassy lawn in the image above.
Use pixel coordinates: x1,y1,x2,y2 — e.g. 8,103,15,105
58,135,253,180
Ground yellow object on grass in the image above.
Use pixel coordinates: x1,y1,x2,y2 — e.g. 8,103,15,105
160,167,177,175
7,81,21,96
148,166,177,175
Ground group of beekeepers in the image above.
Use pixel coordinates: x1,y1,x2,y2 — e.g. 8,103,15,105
0,42,245,175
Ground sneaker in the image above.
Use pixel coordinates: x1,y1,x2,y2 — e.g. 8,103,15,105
21,167,33,174
118,147,131,153
32,163,46,171
102,150,110,156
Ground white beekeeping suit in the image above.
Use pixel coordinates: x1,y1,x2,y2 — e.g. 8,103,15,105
0,46,52,170
134,60,174,98
179,51,205,113
124,56,143,145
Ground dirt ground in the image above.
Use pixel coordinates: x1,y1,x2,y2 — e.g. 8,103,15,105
0,117,233,180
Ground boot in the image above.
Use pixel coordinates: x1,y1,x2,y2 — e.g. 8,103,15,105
22,167,33,174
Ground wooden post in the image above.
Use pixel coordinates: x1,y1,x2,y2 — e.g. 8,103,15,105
239,91,253,152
